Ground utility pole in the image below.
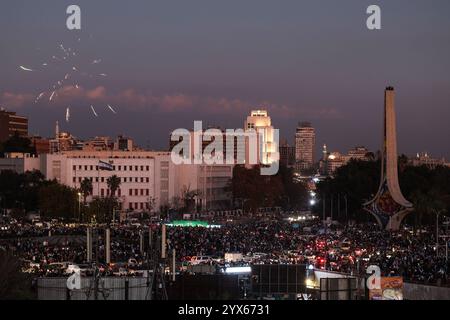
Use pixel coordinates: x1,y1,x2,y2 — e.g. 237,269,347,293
105,228,111,264
436,212,439,257
87,227,93,263
330,194,333,221
344,194,348,222
322,194,326,222
172,249,176,282
337,193,340,221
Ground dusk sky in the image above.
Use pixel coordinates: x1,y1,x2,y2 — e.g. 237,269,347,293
1,0,449,159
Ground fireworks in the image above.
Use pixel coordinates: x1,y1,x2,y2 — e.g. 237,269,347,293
19,38,118,121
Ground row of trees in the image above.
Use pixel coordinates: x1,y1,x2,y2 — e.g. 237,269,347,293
228,165,309,212
316,158,450,226
0,169,125,223
0,133,36,157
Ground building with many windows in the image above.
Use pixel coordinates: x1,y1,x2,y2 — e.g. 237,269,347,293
0,109,28,142
244,110,278,166
295,122,315,171
0,148,234,212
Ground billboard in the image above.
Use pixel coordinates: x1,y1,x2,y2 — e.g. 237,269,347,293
369,277,403,300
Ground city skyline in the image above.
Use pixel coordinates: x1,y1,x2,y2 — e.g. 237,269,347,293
1,0,449,159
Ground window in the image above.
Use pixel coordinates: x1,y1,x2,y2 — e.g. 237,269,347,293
146,177,149,183
135,166,139,171
161,180,169,190
90,165,93,171
101,189,104,197
146,165,150,171
135,177,139,183
141,177,144,183
135,189,139,196
140,166,144,171
118,165,122,171
129,166,133,171
101,177,105,183
129,203,133,210
73,177,76,183
146,189,149,196
140,189,144,196
84,165,88,171
73,165,76,171
129,189,132,196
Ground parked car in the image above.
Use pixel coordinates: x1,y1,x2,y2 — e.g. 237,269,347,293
190,256,212,265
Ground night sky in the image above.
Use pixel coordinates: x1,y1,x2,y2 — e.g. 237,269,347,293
1,0,449,159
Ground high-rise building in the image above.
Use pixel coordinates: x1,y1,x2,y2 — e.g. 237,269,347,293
279,139,295,168
244,110,277,166
0,109,28,142
295,122,315,170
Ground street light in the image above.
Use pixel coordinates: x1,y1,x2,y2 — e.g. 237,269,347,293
77,192,82,222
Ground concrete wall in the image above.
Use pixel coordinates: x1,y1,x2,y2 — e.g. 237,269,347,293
403,282,450,300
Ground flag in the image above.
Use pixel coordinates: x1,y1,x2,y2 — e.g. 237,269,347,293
98,160,113,171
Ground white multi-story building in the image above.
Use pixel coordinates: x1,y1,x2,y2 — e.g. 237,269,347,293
1,149,234,212
0,153,40,173
41,150,174,212
244,110,277,166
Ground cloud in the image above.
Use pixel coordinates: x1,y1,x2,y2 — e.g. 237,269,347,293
0,92,34,108
0,86,342,120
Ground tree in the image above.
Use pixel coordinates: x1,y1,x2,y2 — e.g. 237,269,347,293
228,165,307,213
0,170,46,215
106,175,121,198
316,158,450,225
0,249,34,299
1,132,35,155
80,178,93,204
38,182,78,219
85,197,119,224
411,189,447,227
147,196,156,213
181,186,199,212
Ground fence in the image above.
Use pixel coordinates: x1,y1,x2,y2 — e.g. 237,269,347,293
37,277,149,300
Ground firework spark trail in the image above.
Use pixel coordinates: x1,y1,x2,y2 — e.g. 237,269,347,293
107,104,117,114
35,92,45,103
21,39,115,120
90,105,98,117
19,65,33,72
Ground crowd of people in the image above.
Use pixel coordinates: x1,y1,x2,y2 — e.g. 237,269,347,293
1,216,449,286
